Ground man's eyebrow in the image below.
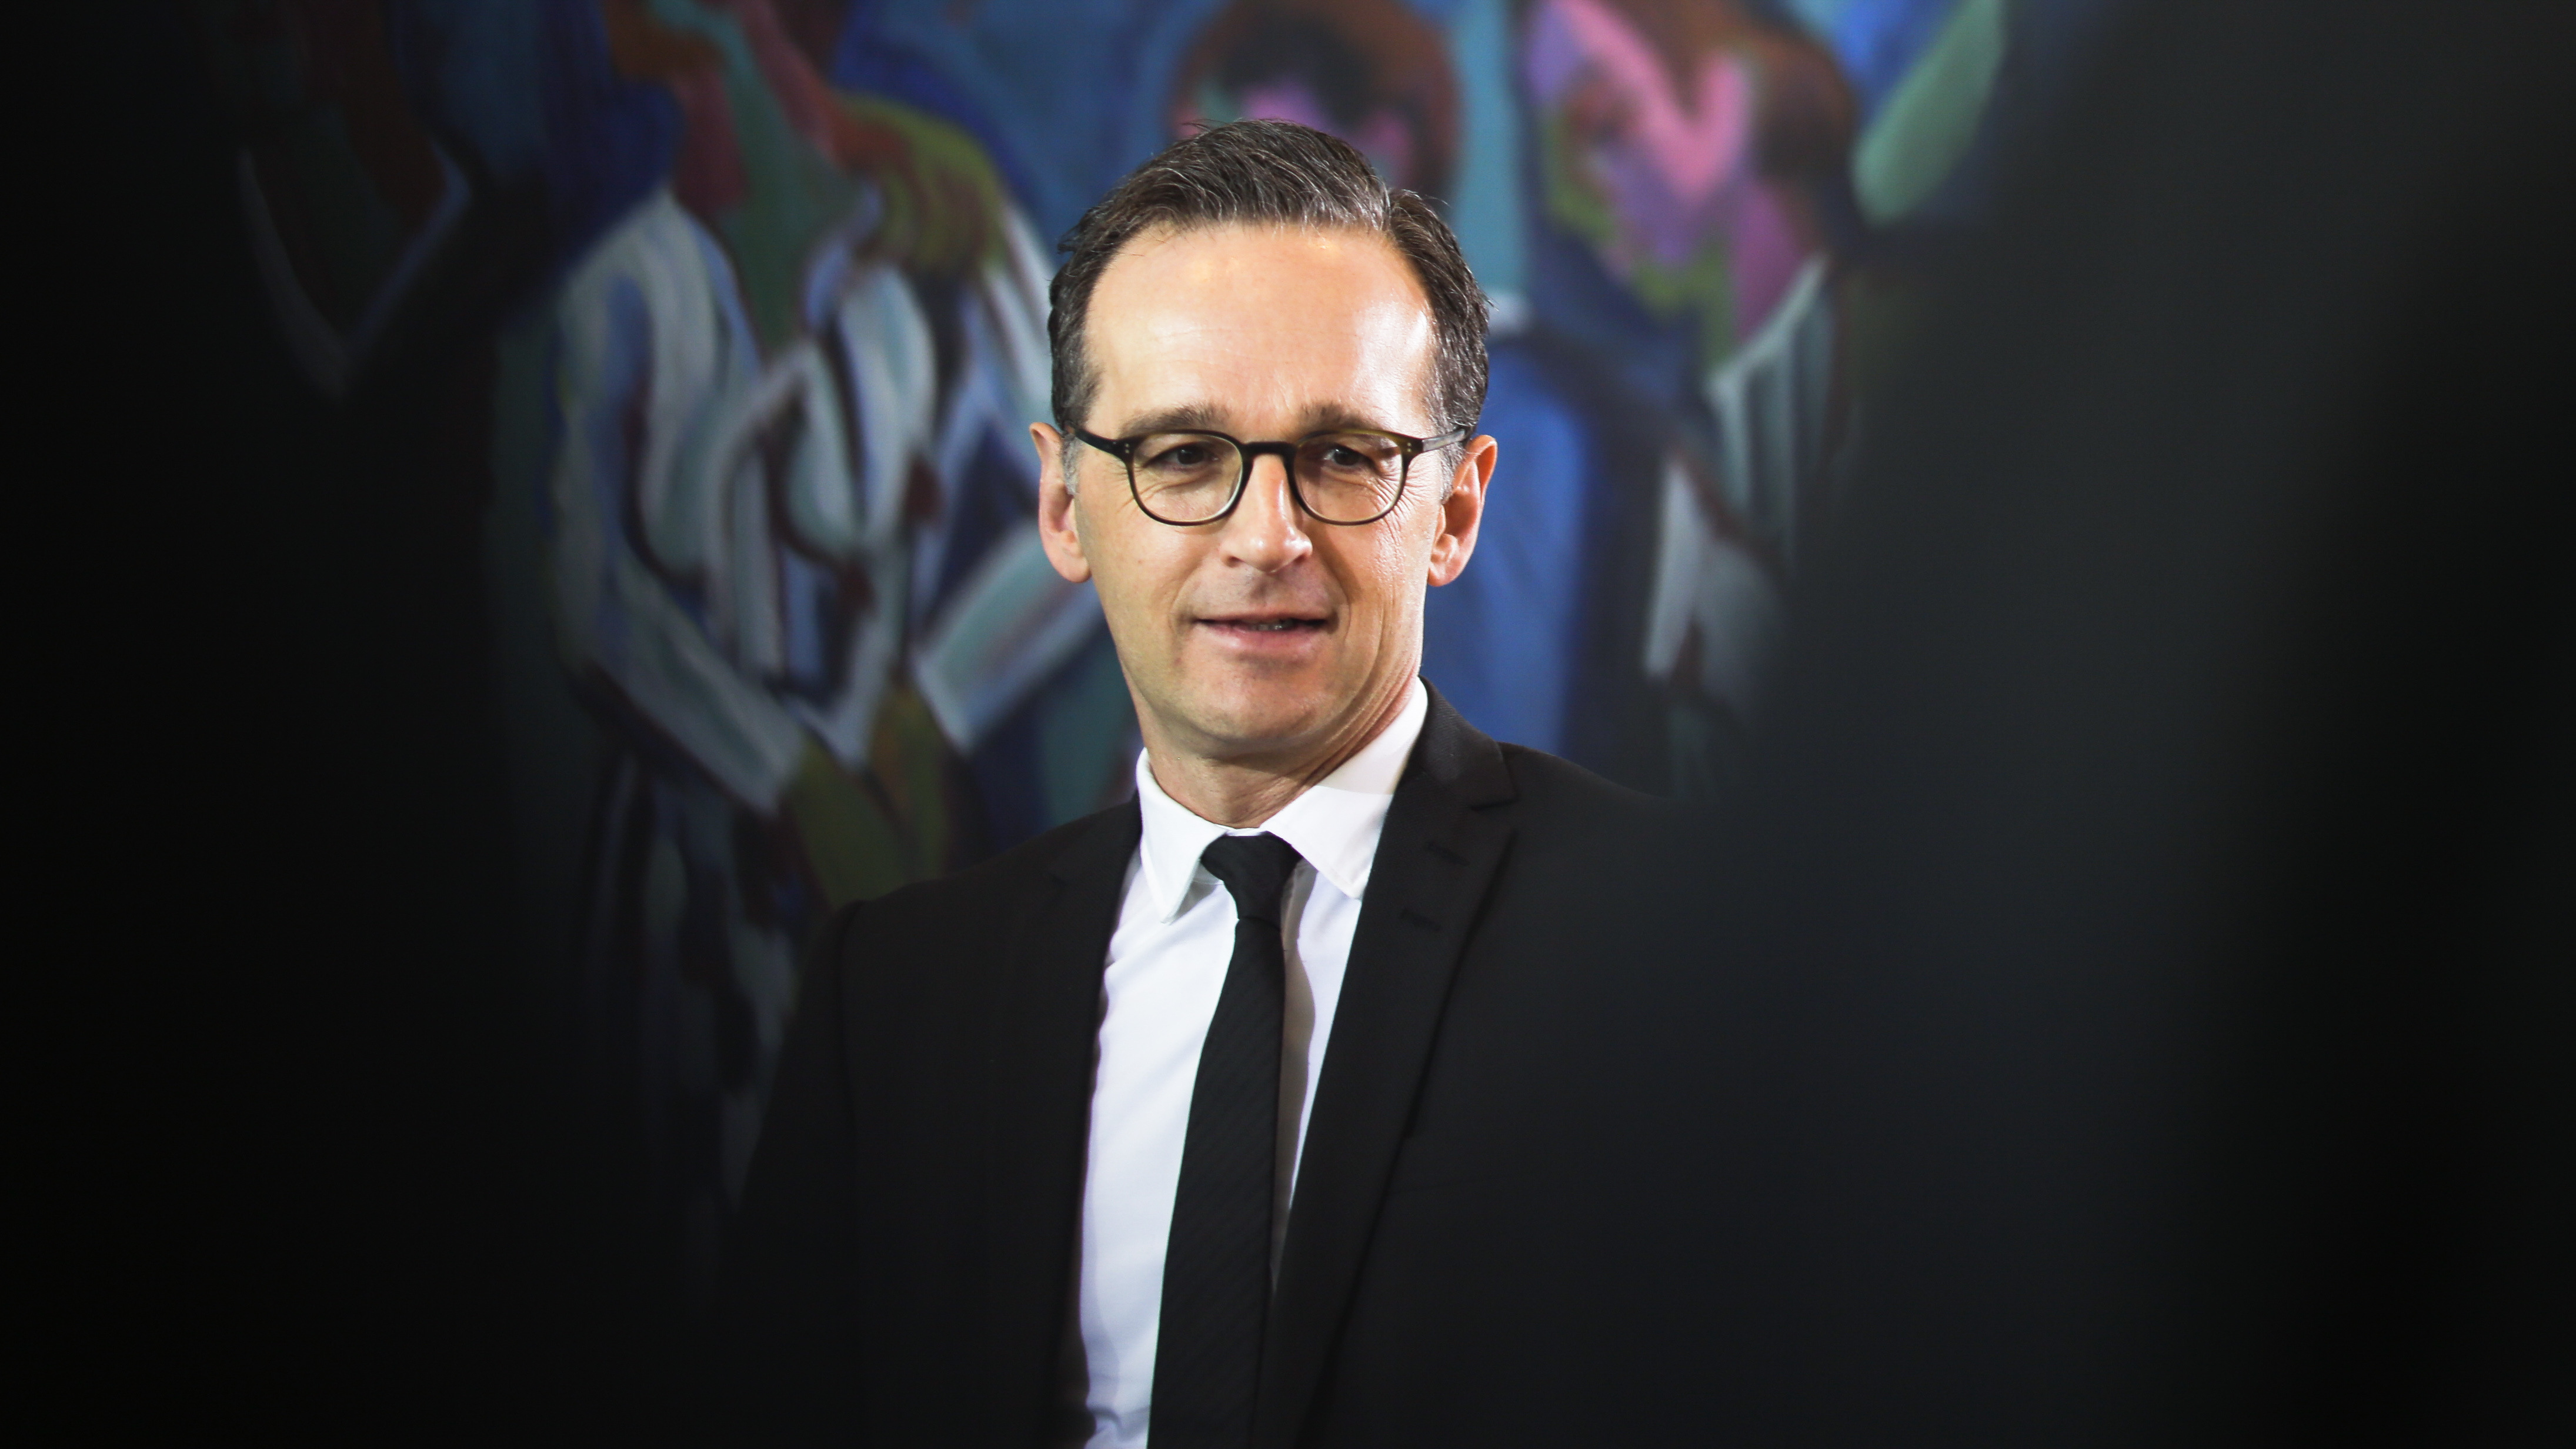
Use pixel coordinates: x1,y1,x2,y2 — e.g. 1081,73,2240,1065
1295,403,1405,435
1115,403,1229,436
1113,402,1419,438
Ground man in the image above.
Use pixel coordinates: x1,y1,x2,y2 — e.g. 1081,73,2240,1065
727,120,1684,1447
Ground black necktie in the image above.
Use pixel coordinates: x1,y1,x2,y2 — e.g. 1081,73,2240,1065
1152,831,1304,1449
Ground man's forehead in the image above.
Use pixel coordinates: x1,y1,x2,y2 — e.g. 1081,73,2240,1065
1085,221,1438,428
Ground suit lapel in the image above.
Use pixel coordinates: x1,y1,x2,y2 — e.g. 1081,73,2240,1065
979,799,1139,1446
1254,688,1517,1449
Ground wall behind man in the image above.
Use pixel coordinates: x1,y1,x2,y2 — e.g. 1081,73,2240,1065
142,0,2120,1429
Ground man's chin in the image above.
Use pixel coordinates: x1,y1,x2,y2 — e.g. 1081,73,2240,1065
1167,688,1343,763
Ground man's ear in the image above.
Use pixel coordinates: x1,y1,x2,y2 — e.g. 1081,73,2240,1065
1033,422,1092,584
1426,433,1497,587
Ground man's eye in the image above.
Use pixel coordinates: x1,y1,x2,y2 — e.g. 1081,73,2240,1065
1317,442,1395,474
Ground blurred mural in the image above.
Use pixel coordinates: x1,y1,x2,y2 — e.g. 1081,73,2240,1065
193,0,2109,1295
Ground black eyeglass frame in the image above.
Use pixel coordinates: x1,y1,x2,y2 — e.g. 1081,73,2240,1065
1072,423,1473,527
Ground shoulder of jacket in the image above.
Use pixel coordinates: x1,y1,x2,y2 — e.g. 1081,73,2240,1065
846,799,1134,924
809,802,1134,989
1494,741,1676,822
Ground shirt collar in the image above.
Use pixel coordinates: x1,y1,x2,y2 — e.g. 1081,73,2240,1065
1133,678,1429,922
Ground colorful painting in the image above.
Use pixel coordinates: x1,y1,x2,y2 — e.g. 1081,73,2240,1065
191,0,2097,1298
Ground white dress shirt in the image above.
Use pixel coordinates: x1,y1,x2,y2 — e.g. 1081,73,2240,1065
1075,679,1430,1448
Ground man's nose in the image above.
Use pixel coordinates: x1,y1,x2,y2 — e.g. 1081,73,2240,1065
1218,451,1312,570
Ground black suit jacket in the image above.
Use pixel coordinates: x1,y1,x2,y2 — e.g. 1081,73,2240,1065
726,687,1689,1445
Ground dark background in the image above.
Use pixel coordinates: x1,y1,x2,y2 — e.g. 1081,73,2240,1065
60,0,2570,1438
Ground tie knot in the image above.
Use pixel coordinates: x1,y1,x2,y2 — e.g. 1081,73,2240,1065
1197,832,1304,927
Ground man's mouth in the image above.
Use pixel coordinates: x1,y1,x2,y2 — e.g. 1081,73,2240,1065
1202,614,1327,634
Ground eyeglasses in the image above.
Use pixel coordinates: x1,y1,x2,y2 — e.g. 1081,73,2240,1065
1073,423,1471,527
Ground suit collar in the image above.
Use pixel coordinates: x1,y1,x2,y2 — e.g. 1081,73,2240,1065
1255,685,1516,1447
1044,794,1143,890
1389,679,1514,811
1132,679,1432,917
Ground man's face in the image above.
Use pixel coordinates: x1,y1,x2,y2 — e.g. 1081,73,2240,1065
1033,223,1492,772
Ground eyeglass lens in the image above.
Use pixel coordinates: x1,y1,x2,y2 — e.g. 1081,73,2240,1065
1129,431,1411,524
